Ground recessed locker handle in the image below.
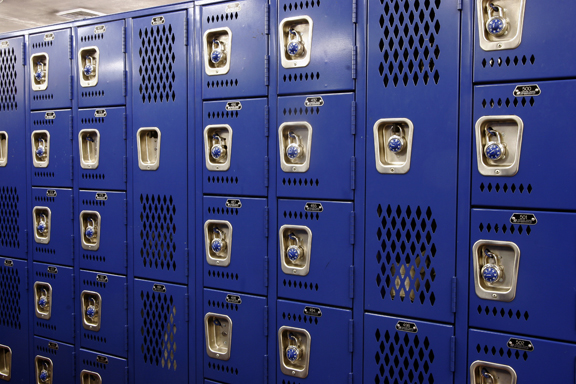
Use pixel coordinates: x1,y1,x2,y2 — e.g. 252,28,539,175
137,127,161,171
0,345,12,381
0,132,7,167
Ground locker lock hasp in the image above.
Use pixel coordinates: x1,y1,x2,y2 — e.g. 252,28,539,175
278,326,311,379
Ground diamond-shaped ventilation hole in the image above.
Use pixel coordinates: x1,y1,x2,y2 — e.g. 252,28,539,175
0,187,20,249
138,24,177,103
376,204,437,305
140,291,178,370
0,46,18,112
0,264,21,330
139,194,177,271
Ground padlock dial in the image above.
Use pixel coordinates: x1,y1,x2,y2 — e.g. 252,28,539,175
83,64,94,77
286,345,300,362
85,227,95,239
37,222,47,234
39,369,48,383
387,137,404,153
211,238,225,254
481,265,501,283
211,145,224,160
35,69,45,82
487,17,505,35
38,295,48,309
86,305,96,319
484,143,504,160
286,144,302,160
286,245,303,262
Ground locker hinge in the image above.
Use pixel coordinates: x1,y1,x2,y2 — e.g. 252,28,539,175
264,55,270,86
123,199,127,225
122,70,127,97
184,293,190,322
451,276,457,313
72,351,76,376
264,355,269,384
264,156,269,187
24,265,28,289
69,115,73,140
70,194,74,220
21,42,26,66
352,46,357,79
123,113,127,139
184,17,189,46
265,4,270,34
69,34,73,60
125,367,129,384
71,235,74,261
350,157,356,191
264,105,269,137
125,324,129,352
69,75,74,100
264,207,269,237
457,0,462,10
352,0,357,23
351,101,356,135
349,211,355,244
70,155,74,180
71,273,75,299
123,156,127,182
349,265,354,299
124,241,128,268
264,256,269,287
349,373,354,384
124,283,128,310
450,336,456,372
185,248,189,277
24,230,28,254
122,26,127,53
72,312,75,340
263,306,268,336
348,319,354,352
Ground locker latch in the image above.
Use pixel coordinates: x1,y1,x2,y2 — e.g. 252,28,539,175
0,132,7,167
279,16,313,69
136,128,161,171
204,220,232,267
470,360,518,384
80,211,101,251
278,326,311,378
31,131,50,168
373,118,414,175
477,0,526,51
475,115,523,177
473,240,521,302
279,225,312,276
34,356,53,384
34,282,53,320
204,125,232,171
278,122,312,173
204,313,233,360
78,47,100,87
81,291,102,331
0,345,12,381
30,53,49,91
204,27,232,76
80,370,102,384
78,129,100,169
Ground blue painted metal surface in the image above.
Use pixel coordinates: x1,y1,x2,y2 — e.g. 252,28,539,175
78,190,127,275
29,29,72,111
277,93,355,200
132,10,189,285
0,257,29,384
203,196,267,296
472,80,576,210
203,289,267,383
33,262,75,344
29,109,73,188
277,199,353,308
77,349,128,384
202,98,268,197
133,279,188,383
469,209,576,342
277,0,355,95
79,271,128,357
474,0,576,83
76,107,127,191
33,337,75,382
0,36,27,261
200,0,268,99
31,188,73,267
77,20,126,108
468,329,576,383
365,0,460,324
364,313,454,384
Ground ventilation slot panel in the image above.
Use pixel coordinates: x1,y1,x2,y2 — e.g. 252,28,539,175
0,46,18,112
139,194,177,271
0,187,20,249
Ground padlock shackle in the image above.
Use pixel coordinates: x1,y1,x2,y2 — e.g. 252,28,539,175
483,247,498,264
287,131,300,145
288,332,300,346
488,2,499,12
41,288,48,296
87,217,95,229
289,28,298,39
485,127,502,143
212,38,223,50
288,232,301,246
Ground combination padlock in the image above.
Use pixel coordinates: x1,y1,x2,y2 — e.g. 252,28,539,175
210,133,227,162
287,28,305,57
35,62,46,83
486,3,509,37
83,55,96,78
35,138,47,159
484,127,506,161
481,248,504,284
286,233,304,262
480,368,496,384
85,218,96,240
286,132,304,162
210,227,227,255
285,333,301,363
387,125,406,153
86,297,97,319
210,39,227,66
38,288,49,310
37,214,48,234
39,362,50,383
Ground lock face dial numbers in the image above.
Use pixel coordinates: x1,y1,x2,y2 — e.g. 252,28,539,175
286,345,300,362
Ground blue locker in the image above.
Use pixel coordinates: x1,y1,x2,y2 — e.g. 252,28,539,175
203,98,267,197
132,11,188,285
0,37,27,260
365,0,460,323
77,20,126,108
76,107,127,191
365,313,454,384
469,209,576,342
277,199,353,308
78,190,127,275
203,289,266,383
33,263,74,344
31,188,73,267
277,300,351,382
134,279,188,383
0,257,29,383
469,329,576,383
277,0,355,95
203,196,267,296
29,29,72,111
200,0,268,99
474,1,576,83
79,271,127,358
33,337,74,383
30,109,73,188
277,93,354,200
472,81,576,210
78,349,127,384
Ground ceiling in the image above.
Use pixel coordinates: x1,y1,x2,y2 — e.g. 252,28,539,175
0,0,185,34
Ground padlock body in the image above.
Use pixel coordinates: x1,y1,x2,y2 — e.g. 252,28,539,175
486,16,507,36
286,245,303,262
387,135,405,153
211,238,226,254
286,143,303,160
484,142,505,160
481,264,502,284
287,41,304,57
210,144,226,161
286,345,300,362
